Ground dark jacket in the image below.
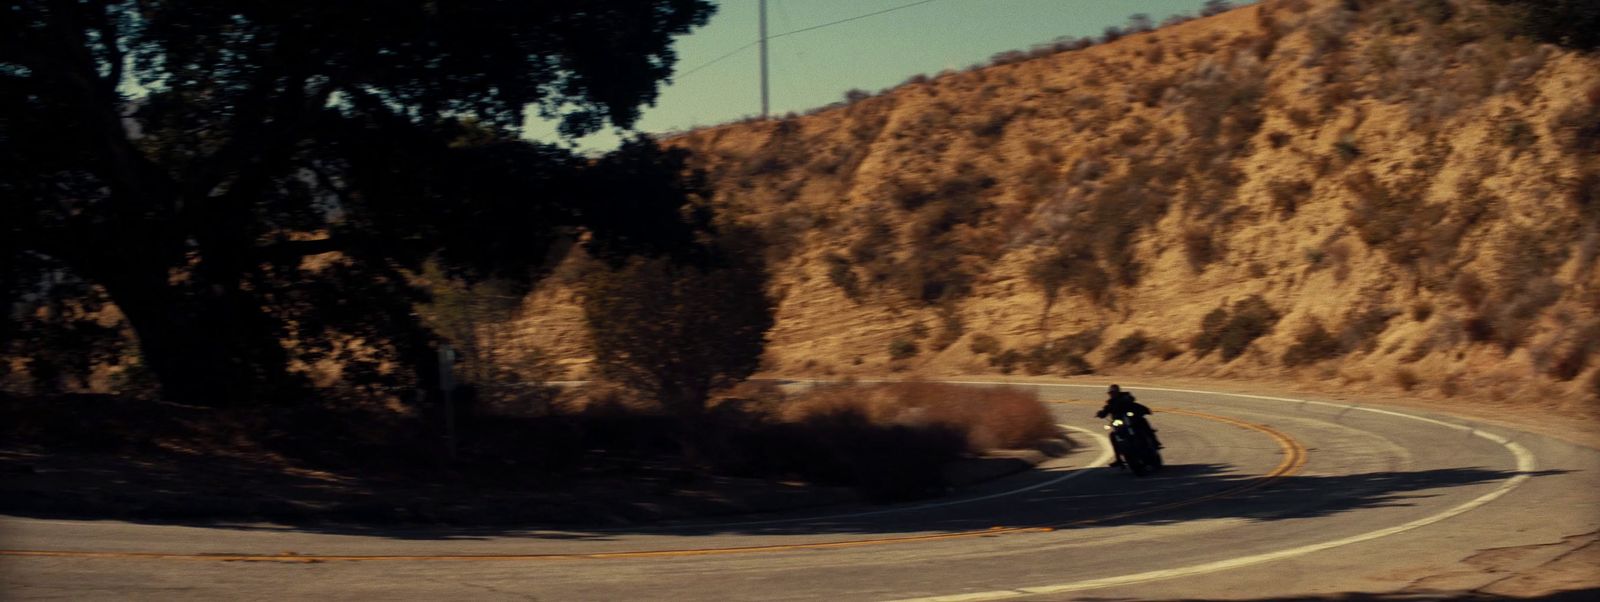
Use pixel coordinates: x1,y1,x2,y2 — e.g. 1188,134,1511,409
1096,392,1152,425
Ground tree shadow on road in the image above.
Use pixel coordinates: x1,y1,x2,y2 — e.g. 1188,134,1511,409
1079,586,1600,601
3,459,1566,545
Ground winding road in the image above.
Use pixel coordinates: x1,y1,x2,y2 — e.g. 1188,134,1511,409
3,382,1597,600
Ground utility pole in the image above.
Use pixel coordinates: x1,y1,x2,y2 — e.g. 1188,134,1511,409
759,0,769,119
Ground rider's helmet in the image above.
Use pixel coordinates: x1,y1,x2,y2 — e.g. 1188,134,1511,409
1108,384,1121,394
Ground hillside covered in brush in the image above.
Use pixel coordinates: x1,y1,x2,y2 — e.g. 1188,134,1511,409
516,0,1600,412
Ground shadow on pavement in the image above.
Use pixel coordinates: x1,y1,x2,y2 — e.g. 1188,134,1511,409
1079,586,1600,601
2,458,1567,543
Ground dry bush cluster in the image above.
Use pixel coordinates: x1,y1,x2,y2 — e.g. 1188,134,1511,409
1281,306,1399,367
779,382,1057,452
720,382,1060,500
824,168,1000,305
1104,330,1180,366
1193,295,1281,361
987,330,1102,376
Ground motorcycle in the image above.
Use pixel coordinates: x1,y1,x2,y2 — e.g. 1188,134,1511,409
1104,411,1163,476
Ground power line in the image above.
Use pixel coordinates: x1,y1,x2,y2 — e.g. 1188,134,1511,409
677,40,760,79
769,0,943,41
675,0,947,80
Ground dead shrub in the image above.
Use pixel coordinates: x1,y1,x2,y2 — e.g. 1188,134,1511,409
969,333,1001,356
889,338,920,361
1283,319,1342,366
824,252,861,300
1287,107,1316,128
1455,271,1488,308
1484,278,1562,352
1463,314,1496,343
1268,178,1313,217
1544,327,1598,381
1393,368,1421,391
1569,166,1599,222
1106,331,1152,365
1412,301,1434,322
1192,307,1231,357
1499,118,1538,154
1554,86,1600,154
991,349,1023,374
1399,338,1434,364
1327,238,1354,281
1339,307,1399,354
1193,295,1281,360
745,397,965,502
1018,345,1087,376
1183,228,1223,272
783,382,1058,452
930,309,964,352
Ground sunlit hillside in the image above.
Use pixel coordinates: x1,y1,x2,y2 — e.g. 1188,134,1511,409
517,0,1600,413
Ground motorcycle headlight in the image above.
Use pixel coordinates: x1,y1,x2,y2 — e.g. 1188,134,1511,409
1111,419,1124,427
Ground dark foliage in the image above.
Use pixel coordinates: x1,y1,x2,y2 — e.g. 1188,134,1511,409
1493,0,1600,50
1,1,715,405
581,229,775,418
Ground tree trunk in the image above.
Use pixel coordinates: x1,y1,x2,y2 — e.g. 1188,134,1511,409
94,264,298,407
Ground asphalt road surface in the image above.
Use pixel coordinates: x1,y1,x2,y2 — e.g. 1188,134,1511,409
3,382,1597,600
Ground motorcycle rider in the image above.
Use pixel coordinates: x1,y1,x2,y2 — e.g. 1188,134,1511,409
1096,384,1163,467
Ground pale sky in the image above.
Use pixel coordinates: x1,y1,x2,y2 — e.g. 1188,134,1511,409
529,0,1248,151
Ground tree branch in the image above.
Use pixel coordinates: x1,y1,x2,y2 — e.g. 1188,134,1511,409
32,4,175,223
255,237,346,263
93,2,124,95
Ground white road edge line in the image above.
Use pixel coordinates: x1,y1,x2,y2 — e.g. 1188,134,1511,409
886,383,1539,602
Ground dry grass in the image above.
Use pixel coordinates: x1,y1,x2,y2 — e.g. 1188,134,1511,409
781,382,1058,452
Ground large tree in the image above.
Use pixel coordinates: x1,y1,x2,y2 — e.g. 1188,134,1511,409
0,1,715,404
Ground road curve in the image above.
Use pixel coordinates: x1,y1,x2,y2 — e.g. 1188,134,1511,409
2,382,1597,600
